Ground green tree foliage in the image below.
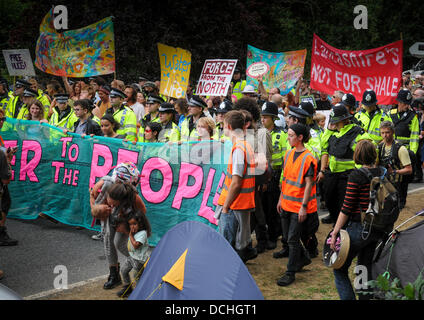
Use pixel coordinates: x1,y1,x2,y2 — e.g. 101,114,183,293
3,0,424,85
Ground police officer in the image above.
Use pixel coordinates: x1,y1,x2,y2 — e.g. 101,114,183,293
389,89,420,183
158,103,180,142
49,93,78,130
355,89,392,144
180,95,208,141
340,93,361,126
5,79,31,118
215,99,233,141
231,67,247,101
138,95,163,142
319,104,373,224
17,87,39,119
260,101,287,252
0,78,12,111
105,88,137,142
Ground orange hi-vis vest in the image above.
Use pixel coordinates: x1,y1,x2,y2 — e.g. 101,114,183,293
280,148,317,214
218,139,256,211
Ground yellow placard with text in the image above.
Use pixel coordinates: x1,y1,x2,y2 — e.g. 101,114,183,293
157,43,191,99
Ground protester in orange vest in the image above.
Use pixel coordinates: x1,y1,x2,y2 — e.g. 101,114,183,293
276,123,318,286
215,110,257,263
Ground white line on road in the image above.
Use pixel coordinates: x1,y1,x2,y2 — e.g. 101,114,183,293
23,274,108,300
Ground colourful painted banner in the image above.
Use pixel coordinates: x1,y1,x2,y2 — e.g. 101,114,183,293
34,9,115,77
310,34,403,105
246,45,307,95
1,119,230,246
157,43,191,99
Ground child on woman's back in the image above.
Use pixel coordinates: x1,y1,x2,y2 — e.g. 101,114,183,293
117,211,152,298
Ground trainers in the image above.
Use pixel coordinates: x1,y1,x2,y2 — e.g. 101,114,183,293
277,273,295,286
273,247,289,259
92,232,104,241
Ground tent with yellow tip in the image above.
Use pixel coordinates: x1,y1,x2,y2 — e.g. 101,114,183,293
129,221,263,300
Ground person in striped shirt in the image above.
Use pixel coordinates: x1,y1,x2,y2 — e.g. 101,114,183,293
329,139,386,300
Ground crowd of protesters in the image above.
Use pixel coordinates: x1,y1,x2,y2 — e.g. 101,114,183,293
0,66,424,299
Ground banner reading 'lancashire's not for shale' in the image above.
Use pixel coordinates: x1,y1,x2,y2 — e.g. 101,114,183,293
310,34,403,105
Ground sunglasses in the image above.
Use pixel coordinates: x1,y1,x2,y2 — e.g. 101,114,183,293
145,129,152,133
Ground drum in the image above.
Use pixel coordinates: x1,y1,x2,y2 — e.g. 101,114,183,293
323,229,350,269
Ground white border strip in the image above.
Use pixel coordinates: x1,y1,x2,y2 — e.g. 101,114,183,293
23,274,108,300
408,186,424,194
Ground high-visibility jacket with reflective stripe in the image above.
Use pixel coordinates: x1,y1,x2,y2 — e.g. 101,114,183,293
138,113,160,142
0,94,10,111
354,107,391,143
270,126,287,170
218,139,256,211
216,122,230,141
180,114,207,141
280,148,317,214
231,80,246,100
321,124,374,173
158,121,181,142
17,104,29,119
49,107,78,130
110,105,137,142
5,95,24,118
389,108,420,154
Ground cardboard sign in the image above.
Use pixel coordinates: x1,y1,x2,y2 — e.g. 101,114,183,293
310,34,403,105
195,59,237,96
2,49,36,76
157,43,191,99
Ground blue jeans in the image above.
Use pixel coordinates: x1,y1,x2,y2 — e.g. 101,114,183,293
218,210,237,248
333,221,381,300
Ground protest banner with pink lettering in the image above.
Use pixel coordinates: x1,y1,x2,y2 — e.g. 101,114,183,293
310,34,403,105
195,59,237,96
1,118,230,245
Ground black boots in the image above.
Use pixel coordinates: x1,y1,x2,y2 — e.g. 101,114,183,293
116,284,133,298
0,226,17,246
237,246,258,263
103,265,122,290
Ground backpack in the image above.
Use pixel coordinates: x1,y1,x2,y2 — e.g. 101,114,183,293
359,167,400,237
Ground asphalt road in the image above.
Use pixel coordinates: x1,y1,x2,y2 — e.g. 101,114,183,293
1,182,423,299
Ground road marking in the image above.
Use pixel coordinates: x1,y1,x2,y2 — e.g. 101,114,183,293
23,274,108,300
408,186,424,194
